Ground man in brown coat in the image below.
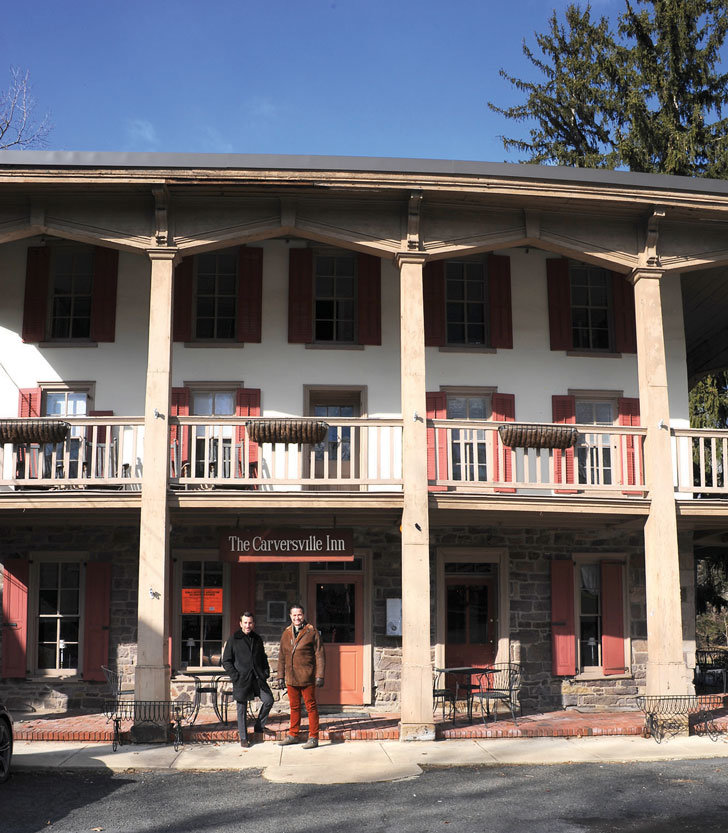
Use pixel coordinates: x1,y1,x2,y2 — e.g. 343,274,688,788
277,602,325,749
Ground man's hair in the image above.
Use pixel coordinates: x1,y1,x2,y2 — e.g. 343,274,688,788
240,611,255,619
289,602,305,614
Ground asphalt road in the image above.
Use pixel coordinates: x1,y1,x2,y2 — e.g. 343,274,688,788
3,760,728,833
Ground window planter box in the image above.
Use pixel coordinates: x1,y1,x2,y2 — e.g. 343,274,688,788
498,423,579,450
0,419,71,444
245,418,329,445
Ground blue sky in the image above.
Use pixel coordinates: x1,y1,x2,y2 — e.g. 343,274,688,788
2,0,620,162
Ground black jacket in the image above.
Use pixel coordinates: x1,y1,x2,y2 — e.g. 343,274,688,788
222,629,271,702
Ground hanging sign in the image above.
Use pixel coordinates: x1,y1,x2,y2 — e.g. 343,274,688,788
221,528,354,562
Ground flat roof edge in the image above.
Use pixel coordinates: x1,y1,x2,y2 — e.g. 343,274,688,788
1,150,728,197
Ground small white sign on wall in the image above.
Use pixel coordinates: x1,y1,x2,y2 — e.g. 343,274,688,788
386,598,402,636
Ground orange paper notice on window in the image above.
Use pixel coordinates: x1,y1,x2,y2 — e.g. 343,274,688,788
181,588,202,614
204,588,223,613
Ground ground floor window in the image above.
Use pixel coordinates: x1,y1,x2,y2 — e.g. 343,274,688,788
552,556,628,677
37,562,80,670
179,560,224,668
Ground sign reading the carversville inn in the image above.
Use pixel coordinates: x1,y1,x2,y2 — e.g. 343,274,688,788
221,528,354,562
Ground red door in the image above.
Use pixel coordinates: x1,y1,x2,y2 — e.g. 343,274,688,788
307,574,363,705
444,576,497,671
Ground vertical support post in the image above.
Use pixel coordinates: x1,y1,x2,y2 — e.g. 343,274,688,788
632,268,690,695
396,252,435,740
135,248,177,704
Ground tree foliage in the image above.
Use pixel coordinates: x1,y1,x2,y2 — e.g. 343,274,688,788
489,0,728,176
0,67,51,150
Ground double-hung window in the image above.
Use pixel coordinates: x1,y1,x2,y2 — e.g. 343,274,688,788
570,263,612,351
195,250,238,340
446,394,491,482
179,560,225,668
575,399,616,487
446,259,487,346
42,387,90,480
36,561,81,672
314,253,356,344
190,389,235,478
49,248,94,340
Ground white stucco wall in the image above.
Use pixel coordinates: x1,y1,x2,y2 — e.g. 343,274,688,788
0,240,691,423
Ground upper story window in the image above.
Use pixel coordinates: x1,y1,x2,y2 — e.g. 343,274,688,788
446,393,492,482
288,248,381,347
446,259,488,346
49,249,94,340
570,264,611,351
423,254,512,350
547,257,636,354
314,253,356,343
194,251,238,340
575,398,616,486
173,247,263,345
22,243,118,344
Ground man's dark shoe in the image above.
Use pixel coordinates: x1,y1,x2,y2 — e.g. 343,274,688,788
240,739,250,748
278,735,298,746
254,724,276,736
301,738,318,749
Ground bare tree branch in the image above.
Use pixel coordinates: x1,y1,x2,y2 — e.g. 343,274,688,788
0,67,52,150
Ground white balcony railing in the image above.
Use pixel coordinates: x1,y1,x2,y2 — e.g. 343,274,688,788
171,417,403,490
428,420,647,494
2,416,726,499
673,428,728,495
0,417,145,489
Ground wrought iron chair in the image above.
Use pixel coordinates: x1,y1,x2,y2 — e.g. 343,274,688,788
101,665,134,700
433,669,456,722
471,663,522,725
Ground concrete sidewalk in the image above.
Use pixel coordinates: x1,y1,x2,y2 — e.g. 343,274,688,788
12,734,728,784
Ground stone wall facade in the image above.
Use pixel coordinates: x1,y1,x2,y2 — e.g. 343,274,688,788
0,520,696,714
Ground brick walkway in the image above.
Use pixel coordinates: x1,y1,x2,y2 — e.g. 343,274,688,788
14,705,728,744
11,707,658,743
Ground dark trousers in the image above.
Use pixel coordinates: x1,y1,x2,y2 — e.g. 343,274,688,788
287,684,320,739
236,681,274,741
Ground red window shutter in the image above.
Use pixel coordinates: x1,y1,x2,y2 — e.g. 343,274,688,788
488,254,513,349
423,261,446,346
547,258,572,351
236,387,261,466
551,559,576,676
90,247,119,342
618,397,642,495
612,272,637,354
237,246,263,343
553,395,577,493
170,387,191,476
173,257,194,342
492,392,516,492
426,391,448,492
18,388,42,418
229,564,256,636
82,562,111,681
601,561,626,676
2,559,29,678
22,246,50,343
88,410,113,446
357,253,381,345
288,249,313,343
168,559,174,669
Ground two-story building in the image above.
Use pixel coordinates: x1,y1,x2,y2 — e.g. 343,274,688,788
1,151,726,738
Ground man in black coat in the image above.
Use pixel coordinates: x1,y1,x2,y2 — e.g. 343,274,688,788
222,611,275,747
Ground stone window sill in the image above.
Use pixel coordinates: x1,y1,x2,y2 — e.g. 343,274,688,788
566,350,623,359
574,670,633,681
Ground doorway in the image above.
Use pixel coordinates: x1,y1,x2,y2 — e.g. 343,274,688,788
444,570,498,669
305,388,364,489
306,573,364,705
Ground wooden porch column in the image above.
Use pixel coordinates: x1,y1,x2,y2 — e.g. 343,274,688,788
632,267,691,695
396,252,435,740
135,248,178,703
